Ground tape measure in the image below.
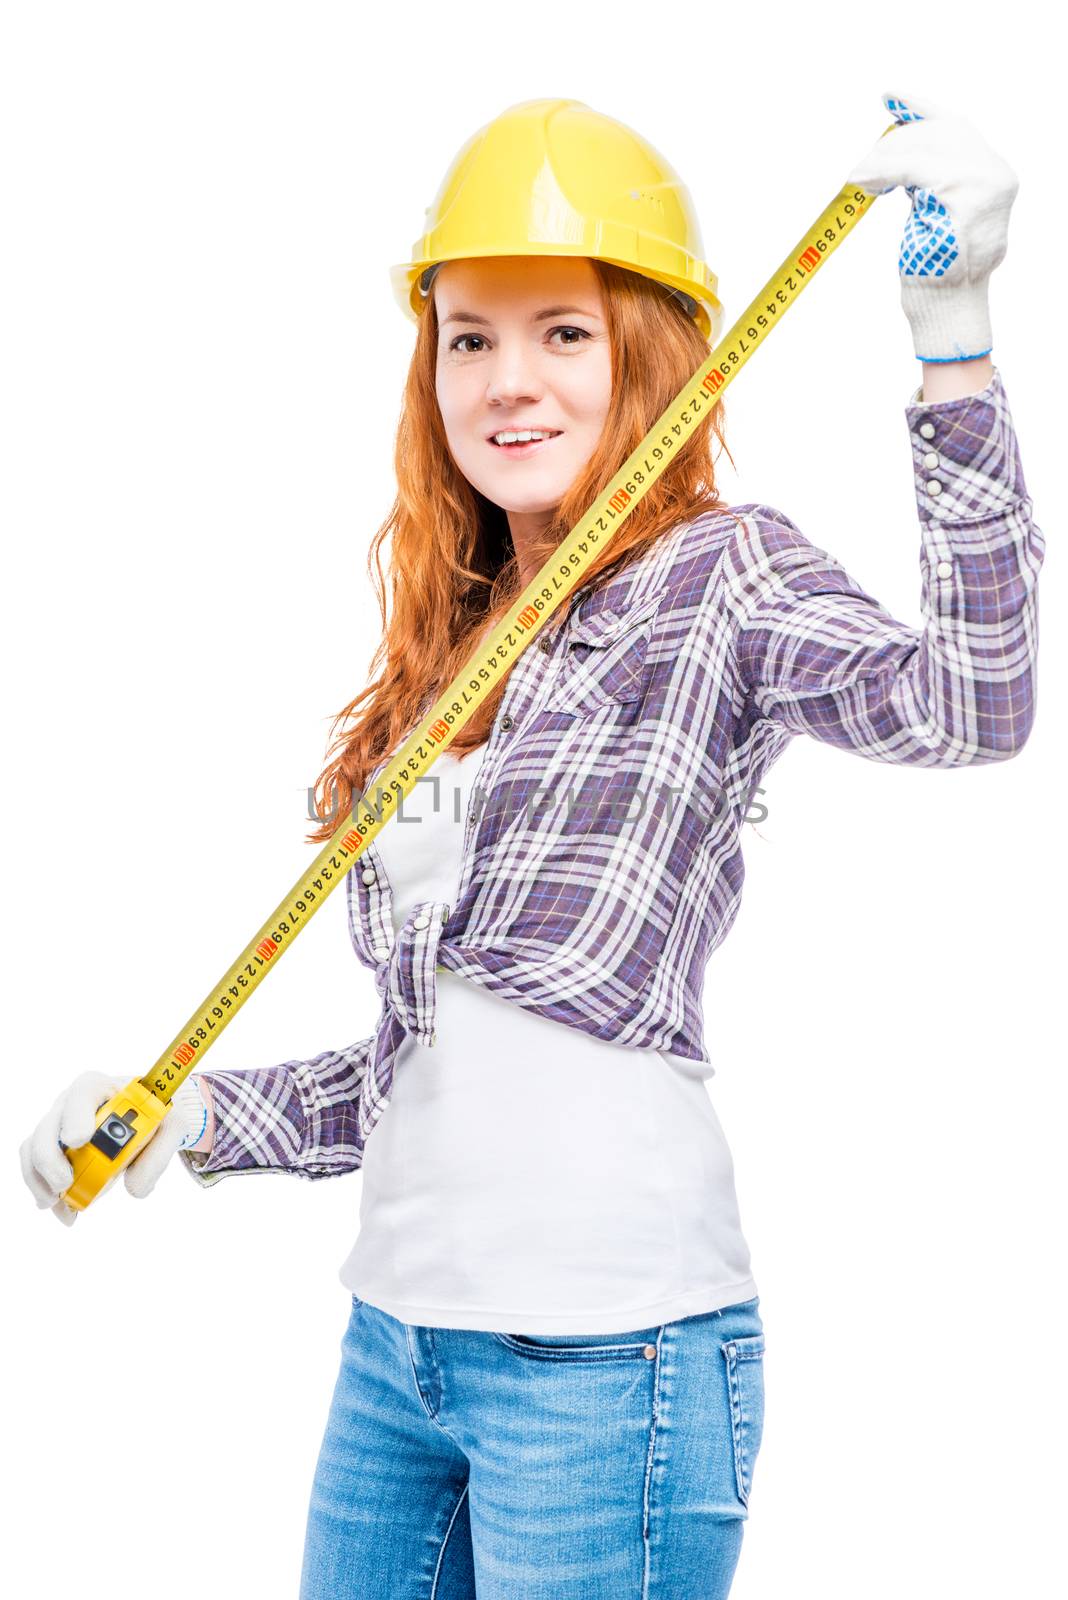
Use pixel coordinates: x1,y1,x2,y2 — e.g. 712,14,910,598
61,137,895,1212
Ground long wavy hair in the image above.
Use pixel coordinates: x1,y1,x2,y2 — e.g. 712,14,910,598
307,258,734,843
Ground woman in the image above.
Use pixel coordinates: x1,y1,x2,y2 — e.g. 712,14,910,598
22,92,1042,1598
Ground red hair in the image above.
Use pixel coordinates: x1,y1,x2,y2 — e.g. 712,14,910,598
307,260,734,843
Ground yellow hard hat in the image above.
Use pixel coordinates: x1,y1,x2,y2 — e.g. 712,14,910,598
391,98,724,343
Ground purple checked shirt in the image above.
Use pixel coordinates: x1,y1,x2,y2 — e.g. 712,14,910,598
180,367,1044,1189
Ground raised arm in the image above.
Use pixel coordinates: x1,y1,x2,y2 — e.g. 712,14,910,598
725,365,1044,767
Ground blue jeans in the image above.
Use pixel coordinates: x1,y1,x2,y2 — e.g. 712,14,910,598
299,1293,766,1599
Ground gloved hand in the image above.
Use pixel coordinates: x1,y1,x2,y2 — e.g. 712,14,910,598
847,90,1019,363
20,1072,211,1225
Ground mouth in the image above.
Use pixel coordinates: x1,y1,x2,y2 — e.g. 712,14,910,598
487,429,563,458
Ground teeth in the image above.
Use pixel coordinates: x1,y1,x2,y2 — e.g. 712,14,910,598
493,430,557,445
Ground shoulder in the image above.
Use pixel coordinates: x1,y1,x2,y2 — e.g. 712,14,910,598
660,500,809,592
578,501,834,620
657,502,877,625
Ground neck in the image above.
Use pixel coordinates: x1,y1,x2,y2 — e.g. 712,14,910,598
507,507,554,589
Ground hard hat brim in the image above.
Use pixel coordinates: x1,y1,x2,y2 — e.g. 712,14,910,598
390,250,723,345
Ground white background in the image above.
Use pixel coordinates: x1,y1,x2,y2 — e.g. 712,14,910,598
4,4,1063,1597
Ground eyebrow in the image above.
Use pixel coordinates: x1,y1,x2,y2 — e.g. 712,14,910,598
439,304,601,328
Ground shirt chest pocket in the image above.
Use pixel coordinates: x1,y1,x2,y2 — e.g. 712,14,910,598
541,587,667,717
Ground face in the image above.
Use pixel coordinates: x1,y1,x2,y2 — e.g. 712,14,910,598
433,256,613,552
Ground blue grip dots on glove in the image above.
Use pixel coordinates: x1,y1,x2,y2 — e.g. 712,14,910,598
847,90,1020,362
885,95,959,283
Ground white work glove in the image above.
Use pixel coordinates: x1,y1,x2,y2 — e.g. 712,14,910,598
847,90,1019,362
20,1073,211,1226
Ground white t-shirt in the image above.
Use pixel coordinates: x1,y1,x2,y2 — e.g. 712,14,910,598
339,742,759,1333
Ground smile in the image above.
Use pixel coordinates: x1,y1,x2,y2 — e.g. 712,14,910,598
487,430,563,456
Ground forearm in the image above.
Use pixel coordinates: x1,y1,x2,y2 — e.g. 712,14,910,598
177,1037,376,1188
920,351,994,403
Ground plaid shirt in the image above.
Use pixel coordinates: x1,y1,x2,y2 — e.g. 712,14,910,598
181,366,1044,1189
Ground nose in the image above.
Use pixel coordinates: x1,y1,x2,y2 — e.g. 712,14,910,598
484,337,545,408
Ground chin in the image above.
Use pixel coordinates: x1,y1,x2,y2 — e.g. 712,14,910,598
492,484,567,511
498,496,561,514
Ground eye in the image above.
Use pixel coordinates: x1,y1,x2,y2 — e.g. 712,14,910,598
448,333,487,354
549,325,590,346
446,326,592,355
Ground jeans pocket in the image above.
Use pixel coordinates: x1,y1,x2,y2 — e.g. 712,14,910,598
720,1332,765,1507
492,1325,662,1362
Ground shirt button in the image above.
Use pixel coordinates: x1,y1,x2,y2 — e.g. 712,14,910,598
926,479,943,495
412,914,430,930
919,421,936,439
361,868,376,885
923,451,940,470
500,714,515,730
373,944,390,960
643,1344,657,1360
538,636,553,653
936,559,953,578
